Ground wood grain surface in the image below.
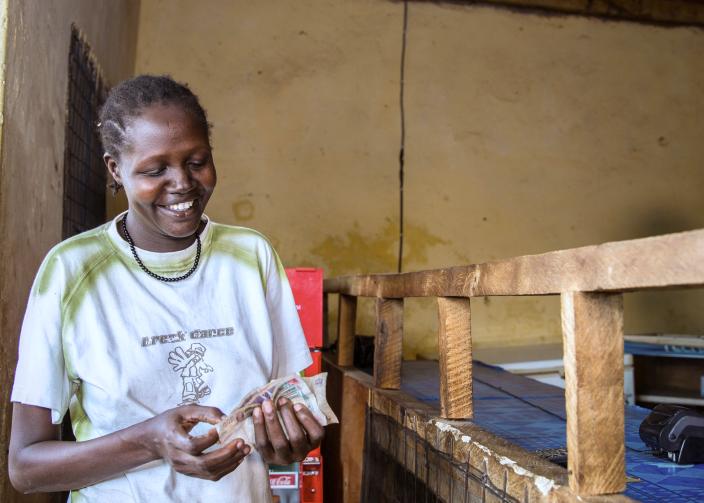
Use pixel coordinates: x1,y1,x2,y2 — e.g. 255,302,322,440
437,297,473,419
321,356,372,503
561,292,625,496
412,0,704,27
373,298,403,389
337,294,357,367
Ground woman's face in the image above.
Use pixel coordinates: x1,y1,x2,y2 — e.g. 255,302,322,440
105,104,216,252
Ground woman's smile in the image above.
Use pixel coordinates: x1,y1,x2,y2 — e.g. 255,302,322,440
157,198,202,221
163,200,195,212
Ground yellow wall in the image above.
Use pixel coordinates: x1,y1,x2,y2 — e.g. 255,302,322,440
133,1,704,358
0,1,139,501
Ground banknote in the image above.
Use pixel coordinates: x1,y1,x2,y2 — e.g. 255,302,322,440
217,372,338,446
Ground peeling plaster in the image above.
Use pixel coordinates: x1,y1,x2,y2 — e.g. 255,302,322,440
434,420,556,496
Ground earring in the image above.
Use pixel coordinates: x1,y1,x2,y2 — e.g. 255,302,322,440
108,180,122,196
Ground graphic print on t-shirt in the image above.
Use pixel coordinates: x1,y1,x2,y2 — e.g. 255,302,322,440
168,343,214,404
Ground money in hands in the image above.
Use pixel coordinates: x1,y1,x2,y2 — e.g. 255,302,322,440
217,372,338,447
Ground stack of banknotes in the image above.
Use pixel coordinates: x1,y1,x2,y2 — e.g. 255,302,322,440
217,372,338,446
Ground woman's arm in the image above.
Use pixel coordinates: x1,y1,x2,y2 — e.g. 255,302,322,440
9,403,250,494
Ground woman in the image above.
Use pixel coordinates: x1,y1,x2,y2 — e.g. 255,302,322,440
9,75,322,502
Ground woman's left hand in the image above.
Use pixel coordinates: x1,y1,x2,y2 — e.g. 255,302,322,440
251,398,324,465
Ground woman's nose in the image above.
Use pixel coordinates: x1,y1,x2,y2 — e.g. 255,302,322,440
168,166,194,192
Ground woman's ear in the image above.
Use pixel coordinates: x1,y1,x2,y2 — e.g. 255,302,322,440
104,153,122,185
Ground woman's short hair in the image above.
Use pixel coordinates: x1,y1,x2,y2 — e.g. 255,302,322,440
98,74,211,161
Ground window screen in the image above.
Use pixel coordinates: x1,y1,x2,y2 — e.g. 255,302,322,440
62,26,108,240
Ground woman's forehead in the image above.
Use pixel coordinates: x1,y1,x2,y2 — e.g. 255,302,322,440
125,104,209,153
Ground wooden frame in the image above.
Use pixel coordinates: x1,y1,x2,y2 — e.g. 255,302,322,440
413,0,704,28
325,228,704,497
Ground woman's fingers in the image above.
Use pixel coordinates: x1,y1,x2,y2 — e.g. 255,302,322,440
168,423,219,455
149,404,253,480
277,399,311,458
253,399,298,464
293,403,325,448
251,398,326,465
179,405,226,425
186,427,220,454
170,440,250,480
199,439,251,479
252,406,275,461
167,398,324,479
262,400,292,459
154,405,225,456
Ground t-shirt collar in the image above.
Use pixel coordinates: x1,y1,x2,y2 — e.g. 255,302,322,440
106,210,212,268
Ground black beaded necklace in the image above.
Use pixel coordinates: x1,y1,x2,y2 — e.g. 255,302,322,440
121,214,201,282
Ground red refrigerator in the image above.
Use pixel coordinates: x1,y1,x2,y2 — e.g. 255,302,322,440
270,268,324,503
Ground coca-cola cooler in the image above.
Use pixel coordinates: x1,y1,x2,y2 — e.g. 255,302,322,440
270,268,324,503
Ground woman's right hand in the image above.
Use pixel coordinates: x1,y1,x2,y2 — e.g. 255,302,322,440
9,403,250,493
142,404,250,481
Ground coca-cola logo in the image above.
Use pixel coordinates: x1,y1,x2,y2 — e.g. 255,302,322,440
270,474,297,487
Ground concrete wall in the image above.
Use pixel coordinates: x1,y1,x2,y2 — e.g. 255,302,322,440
0,1,139,501
132,0,704,359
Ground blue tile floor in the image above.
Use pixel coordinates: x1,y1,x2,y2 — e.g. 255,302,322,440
397,360,704,503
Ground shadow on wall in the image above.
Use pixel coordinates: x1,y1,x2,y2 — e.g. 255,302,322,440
630,207,702,240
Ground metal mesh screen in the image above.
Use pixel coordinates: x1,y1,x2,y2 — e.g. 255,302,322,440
60,28,109,467
361,409,519,503
62,26,107,240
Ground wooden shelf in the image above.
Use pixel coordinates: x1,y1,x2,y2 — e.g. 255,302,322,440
637,389,704,407
625,334,704,348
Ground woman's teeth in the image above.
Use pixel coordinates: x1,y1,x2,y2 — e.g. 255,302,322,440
165,200,195,211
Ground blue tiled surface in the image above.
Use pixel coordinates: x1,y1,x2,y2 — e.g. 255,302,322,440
398,361,704,502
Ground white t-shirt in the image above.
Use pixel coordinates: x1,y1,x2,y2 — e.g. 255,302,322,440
11,213,312,502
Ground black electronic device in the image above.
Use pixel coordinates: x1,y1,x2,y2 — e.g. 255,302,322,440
639,404,704,464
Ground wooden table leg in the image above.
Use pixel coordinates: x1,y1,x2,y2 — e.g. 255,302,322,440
374,298,403,389
337,294,357,367
437,297,473,419
561,291,625,496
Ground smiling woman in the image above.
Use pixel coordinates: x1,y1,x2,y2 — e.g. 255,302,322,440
106,103,216,252
8,75,322,503
100,76,216,253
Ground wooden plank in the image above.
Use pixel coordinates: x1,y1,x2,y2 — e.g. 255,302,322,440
436,297,473,419
413,0,704,27
321,355,371,503
340,372,369,502
321,356,344,503
324,228,704,298
561,292,625,496
337,294,357,367
373,298,403,389
625,333,704,348
637,394,704,406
